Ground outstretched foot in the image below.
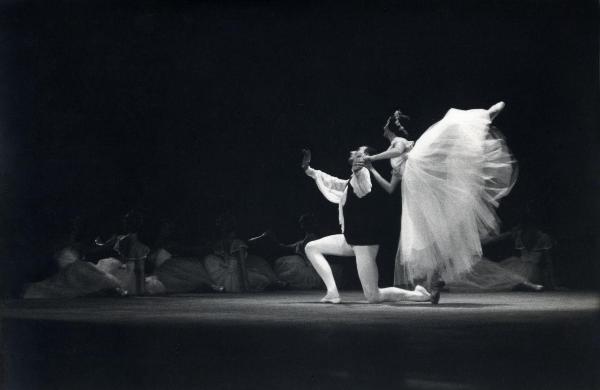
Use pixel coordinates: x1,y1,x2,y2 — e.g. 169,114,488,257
320,292,341,304
514,282,544,292
111,287,128,297
414,285,432,301
488,101,506,121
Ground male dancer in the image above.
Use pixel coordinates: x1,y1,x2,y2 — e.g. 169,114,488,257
301,147,434,304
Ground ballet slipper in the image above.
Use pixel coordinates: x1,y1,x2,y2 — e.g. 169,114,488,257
488,101,506,121
515,282,545,292
414,285,431,300
320,293,341,304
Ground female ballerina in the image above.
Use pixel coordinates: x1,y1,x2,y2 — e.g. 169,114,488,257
363,102,517,287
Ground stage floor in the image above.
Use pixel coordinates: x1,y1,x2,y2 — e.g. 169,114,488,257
1,291,599,390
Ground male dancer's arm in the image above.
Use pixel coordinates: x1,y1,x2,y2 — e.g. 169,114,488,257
301,149,347,203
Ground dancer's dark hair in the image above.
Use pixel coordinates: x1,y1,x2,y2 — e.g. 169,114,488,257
384,109,410,136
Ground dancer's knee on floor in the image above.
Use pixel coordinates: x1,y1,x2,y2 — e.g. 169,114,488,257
365,290,382,303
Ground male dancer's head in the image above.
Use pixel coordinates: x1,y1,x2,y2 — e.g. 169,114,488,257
348,146,376,171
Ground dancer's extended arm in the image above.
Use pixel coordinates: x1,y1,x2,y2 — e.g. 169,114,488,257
368,165,400,194
367,148,404,162
301,148,348,203
305,167,347,188
481,230,513,245
365,142,406,162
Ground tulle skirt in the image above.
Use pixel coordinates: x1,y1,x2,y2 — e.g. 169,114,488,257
24,261,122,299
204,254,277,292
397,108,517,282
499,256,542,283
155,257,214,293
445,257,527,292
273,255,323,290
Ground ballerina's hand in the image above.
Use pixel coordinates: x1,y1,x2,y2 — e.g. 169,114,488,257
301,148,311,170
358,156,373,170
352,157,369,171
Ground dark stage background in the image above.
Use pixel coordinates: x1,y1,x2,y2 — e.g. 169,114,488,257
0,0,598,295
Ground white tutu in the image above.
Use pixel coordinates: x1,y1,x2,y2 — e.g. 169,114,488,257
397,108,517,282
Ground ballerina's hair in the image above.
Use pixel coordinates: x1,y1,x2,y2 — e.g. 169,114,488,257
384,109,410,136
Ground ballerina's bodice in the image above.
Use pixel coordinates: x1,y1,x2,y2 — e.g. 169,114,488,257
389,137,414,177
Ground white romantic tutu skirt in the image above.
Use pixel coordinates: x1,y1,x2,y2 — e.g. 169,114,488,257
445,257,527,292
397,108,517,282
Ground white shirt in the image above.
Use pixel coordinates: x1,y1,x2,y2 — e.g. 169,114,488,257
305,166,372,232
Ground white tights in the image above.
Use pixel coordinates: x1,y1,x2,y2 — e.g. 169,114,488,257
304,234,429,303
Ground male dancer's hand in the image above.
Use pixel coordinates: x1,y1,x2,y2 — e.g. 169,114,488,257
301,148,311,170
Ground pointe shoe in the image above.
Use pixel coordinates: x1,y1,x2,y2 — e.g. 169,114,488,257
488,101,506,121
528,283,544,292
429,280,445,305
105,287,128,297
320,295,341,304
515,282,544,292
